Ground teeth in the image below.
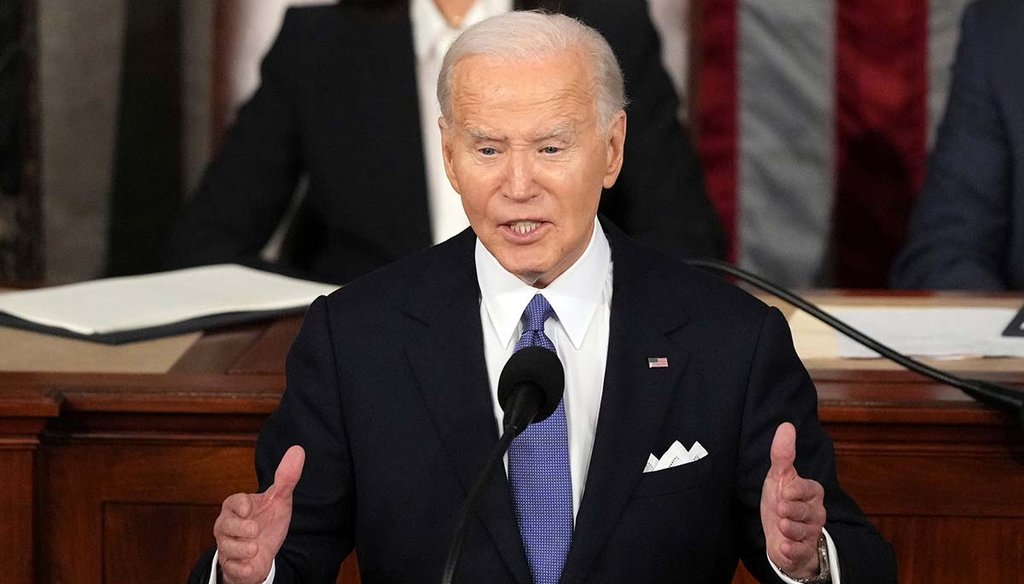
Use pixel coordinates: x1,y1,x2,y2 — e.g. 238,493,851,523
510,221,540,235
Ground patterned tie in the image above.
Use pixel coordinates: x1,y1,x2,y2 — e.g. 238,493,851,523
508,294,573,584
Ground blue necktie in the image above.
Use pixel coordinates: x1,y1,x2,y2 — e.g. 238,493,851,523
508,294,573,584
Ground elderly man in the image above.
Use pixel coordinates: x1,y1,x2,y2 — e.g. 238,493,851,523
165,0,725,285
198,12,894,584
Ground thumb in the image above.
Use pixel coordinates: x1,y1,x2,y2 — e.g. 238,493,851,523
769,422,797,481
267,445,306,501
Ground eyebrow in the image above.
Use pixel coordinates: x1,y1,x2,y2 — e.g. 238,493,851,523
533,125,576,142
463,124,577,143
466,127,502,142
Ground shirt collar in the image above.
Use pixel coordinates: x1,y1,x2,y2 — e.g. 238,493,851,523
411,0,511,62
476,218,612,351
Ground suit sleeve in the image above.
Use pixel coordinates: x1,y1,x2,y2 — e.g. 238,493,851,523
581,0,727,261
255,296,356,583
165,9,305,273
735,308,896,584
890,2,1012,290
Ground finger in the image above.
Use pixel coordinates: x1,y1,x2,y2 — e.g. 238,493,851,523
217,536,260,562
781,477,825,503
775,496,826,532
777,537,819,567
221,492,255,519
769,422,797,481
217,514,260,539
777,517,821,544
775,499,812,523
265,445,306,502
220,558,258,584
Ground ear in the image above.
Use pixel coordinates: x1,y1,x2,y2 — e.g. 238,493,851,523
602,111,627,189
439,116,462,193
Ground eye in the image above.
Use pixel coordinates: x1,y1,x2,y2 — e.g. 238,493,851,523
540,146,562,155
478,147,498,156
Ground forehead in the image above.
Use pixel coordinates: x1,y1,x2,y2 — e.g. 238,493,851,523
449,51,596,127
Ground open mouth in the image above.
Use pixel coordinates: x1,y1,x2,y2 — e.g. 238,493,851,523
507,220,542,235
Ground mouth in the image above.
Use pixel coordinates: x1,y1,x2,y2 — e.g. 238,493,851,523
507,220,542,235
500,219,549,243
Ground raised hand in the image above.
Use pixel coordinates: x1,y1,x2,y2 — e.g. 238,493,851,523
760,423,827,579
214,445,305,584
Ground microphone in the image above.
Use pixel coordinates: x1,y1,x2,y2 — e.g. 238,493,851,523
498,346,566,436
686,258,1024,429
441,346,565,584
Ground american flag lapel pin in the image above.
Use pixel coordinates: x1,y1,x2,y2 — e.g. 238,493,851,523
648,357,669,369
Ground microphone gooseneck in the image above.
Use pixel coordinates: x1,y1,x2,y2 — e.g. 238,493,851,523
440,346,565,584
686,258,1024,429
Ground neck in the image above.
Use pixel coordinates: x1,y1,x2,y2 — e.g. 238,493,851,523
433,0,477,27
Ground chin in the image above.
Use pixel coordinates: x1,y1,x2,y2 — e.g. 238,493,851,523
514,272,546,287
501,261,548,287
492,245,558,285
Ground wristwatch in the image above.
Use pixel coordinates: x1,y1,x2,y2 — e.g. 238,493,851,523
791,534,831,583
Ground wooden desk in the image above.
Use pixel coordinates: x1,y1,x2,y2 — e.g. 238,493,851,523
0,319,298,584
1,295,1022,584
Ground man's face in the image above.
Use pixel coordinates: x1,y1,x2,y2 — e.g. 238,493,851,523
440,50,626,288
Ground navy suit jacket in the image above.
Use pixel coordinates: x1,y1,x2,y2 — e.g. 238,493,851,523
190,221,894,583
891,0,1024,290
165,0,726,285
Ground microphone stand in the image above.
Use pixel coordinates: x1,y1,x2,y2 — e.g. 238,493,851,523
687,259,1024,428
440,430,516,584
442,346,562,583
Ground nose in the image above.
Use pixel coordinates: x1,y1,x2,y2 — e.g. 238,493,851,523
503,150,539,202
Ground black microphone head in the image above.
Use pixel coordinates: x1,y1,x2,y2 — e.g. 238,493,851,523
498,346,565,424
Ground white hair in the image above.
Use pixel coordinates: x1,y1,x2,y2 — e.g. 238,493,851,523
437,11,627,132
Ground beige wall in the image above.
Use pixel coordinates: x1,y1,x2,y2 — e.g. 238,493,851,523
38,0,213,284
39,0,124,283
648,0,691,121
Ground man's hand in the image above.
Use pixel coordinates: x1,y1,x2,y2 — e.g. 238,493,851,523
760,423,826,579
215,445,305,584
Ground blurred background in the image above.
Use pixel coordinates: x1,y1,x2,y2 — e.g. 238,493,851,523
0,0,973,287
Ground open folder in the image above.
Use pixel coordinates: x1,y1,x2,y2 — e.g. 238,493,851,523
0,265,338,344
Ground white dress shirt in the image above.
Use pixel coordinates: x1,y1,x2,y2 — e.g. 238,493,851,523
411,0,511,244
476,218,613,519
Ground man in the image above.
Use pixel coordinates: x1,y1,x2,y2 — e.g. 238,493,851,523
199,12,894,584
164,0,726,285
891,0,1024,290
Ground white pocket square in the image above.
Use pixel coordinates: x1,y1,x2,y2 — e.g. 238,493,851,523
643,440,708,473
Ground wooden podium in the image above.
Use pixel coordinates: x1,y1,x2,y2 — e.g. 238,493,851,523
1,294,1022,584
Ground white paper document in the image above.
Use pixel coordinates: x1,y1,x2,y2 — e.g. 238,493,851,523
790,306,1024,359
0,264,338,336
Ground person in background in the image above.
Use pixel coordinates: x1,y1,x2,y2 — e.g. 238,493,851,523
890,0,1024,290
192,12,894,584
165,0,725,284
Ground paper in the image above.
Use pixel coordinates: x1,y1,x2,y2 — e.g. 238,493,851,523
789,306,1024,359
0,264,338,336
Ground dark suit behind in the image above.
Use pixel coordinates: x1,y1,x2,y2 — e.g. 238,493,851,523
165,0,726,284
190,222,893,584
890,0,1024,290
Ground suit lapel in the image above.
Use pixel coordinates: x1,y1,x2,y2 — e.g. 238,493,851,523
402,232,532,584
561,226,693,584
399,227,696,583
